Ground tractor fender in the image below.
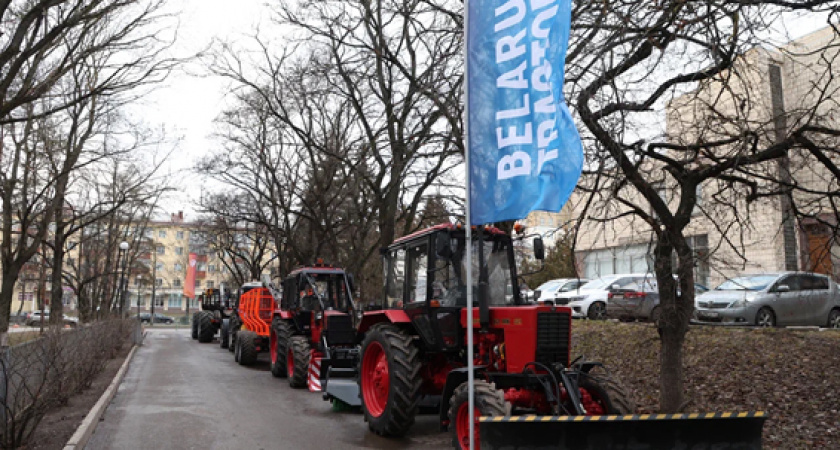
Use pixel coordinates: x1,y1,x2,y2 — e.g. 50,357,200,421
275,310,294,320
439,366,487,431
356,310,411,334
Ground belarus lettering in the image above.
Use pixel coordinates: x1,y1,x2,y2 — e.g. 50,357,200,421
493,0,560,181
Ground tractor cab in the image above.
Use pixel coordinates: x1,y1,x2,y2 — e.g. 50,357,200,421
371,223,536,353
281,260,354,313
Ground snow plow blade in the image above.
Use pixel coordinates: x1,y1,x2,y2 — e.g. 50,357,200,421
479,412,767,449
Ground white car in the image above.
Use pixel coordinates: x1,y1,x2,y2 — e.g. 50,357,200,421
555,274,657,320
532,278,589,303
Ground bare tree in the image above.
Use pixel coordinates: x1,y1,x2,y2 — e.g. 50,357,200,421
568,2,840,412
0,0,179,339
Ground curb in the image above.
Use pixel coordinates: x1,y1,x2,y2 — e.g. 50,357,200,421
63,335,143,450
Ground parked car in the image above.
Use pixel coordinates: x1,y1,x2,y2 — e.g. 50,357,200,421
607,277,709,322
139,312,175,324
531,278,589,303
693,272,840,328
25,311,79,327
556,274,656,320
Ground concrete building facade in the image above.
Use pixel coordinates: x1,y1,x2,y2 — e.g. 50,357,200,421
572,27,840,288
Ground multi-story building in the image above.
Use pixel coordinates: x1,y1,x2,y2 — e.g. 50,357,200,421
573,26,840,288
8,211,261,318
126,211,236,317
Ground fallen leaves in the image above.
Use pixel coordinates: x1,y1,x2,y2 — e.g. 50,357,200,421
572,321,840,449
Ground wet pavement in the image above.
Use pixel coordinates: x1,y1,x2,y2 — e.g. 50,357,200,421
86,328,449,450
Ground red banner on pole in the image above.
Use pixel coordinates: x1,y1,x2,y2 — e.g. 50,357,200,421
184,252,197,298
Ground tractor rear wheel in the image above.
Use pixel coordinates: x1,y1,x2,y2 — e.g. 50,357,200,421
270,318,291,378
191,312,199,339
197,311,215,343
448,381,507,450
287,336,310,388
228,319,238,353
578,371,636,415
219,319,229,349
358,324,421,437
237,330,258,366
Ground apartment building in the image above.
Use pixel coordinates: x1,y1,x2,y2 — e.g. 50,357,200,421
573,26,840,288
126,212,231,316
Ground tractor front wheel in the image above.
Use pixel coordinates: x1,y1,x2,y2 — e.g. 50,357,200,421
448,381,507,450
287,336,310,388
190,312,199,340
219,319,230,349
578,371,636,415
237,330,258,366
270,318,291,378
358,324,421,437
197,311,215,343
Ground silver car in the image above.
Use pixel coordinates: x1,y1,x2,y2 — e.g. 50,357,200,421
693,272,840,328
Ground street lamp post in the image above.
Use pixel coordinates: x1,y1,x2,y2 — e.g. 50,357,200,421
136,275,143,321
118,241,129,316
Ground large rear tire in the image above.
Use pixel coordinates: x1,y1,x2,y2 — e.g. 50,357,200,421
219,318,230,349
237,330,258,366
191,312,199,339
358,324,421,437
197,311,215,343
286,336,310,388
578,371,636,415
448,381,507,450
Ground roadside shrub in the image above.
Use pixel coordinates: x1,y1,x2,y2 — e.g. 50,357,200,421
0,319,136,448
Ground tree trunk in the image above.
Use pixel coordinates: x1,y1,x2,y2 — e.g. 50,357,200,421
50,222,67,325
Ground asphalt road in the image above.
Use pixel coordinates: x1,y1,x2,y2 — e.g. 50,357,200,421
86,328,450,450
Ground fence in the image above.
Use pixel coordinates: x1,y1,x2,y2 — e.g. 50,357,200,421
0,319,139,448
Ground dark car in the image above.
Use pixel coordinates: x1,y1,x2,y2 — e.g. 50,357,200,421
606,275,709,322
139,312,175,324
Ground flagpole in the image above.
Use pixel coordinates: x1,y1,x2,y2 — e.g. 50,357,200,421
463,0,475,448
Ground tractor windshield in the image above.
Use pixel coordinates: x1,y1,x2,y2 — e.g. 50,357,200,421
434,235,516,307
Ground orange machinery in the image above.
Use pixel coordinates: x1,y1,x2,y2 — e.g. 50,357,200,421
231,286,276,365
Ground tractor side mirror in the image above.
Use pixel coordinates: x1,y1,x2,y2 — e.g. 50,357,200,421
533,237,545,260
436,231,453,258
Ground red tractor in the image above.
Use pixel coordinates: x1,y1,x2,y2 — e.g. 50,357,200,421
268,260,357,391
320,224,635,448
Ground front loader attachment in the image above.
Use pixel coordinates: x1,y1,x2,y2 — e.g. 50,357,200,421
479,412,767,450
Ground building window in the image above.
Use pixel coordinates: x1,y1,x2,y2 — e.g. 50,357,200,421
156,278,163,287
155,262,164,271
175,247,184,256
173,279,182,288
197,263,207,271
158,230,166,238
206,280,214,288
174,263,183,271
144,229,153,238
176,231,185,240
208,264,216,273
156,245,165,255
153,295,165,307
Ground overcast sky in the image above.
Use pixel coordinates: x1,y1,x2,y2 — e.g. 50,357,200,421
140,2,831,220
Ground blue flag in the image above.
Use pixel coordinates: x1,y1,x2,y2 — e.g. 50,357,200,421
467,0,583,225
